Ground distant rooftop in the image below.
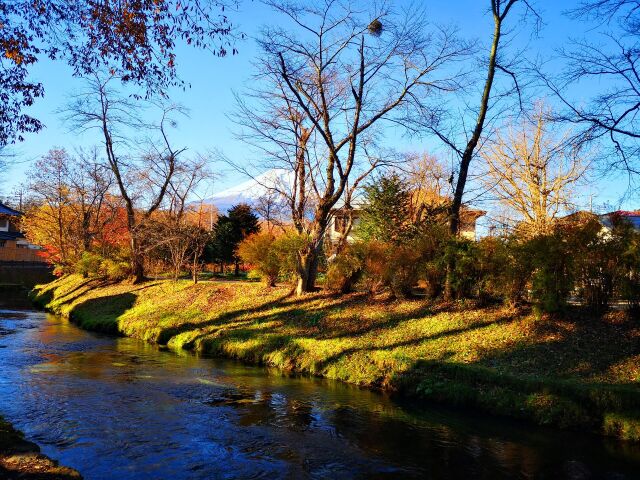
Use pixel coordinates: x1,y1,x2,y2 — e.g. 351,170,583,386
600,210,640,230
0,202,22,217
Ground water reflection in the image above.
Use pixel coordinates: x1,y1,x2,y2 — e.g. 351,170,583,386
0,306,639,479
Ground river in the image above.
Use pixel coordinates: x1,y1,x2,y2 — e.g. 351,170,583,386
0,295,639,479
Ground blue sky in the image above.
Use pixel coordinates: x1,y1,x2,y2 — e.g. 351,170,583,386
2,0,632,213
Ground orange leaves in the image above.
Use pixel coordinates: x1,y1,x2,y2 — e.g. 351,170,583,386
4,48,24,65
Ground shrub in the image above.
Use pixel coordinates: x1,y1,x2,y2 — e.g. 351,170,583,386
246,269,263,282
75,252,104,278
237,232,281,287
526,232,573,314
413,224,449,298
359,240,391,294
444,238,481,300
339,240,422,298
474,236,533,305
101,258,130,281
385,245,422,298
326,242,367,293
272,232,309,282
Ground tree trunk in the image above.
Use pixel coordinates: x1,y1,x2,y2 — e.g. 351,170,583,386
334,211,354,255
130,234,145,284
295,233,323,295
296,251,316,295
192,254,198,284
444,12,503,301
234,260,240,277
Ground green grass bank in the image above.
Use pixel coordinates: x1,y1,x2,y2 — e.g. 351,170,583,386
32,274,640,442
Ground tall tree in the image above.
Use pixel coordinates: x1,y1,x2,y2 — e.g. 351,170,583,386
1,0,237,146
233,0,466,294
23,150,75,267
427,0,540,298
481,105,590,237
65,75,187,282
228,204,260,275
22,148,114,268
207,217,237,273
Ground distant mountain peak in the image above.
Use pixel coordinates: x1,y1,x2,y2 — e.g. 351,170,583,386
203,169,293,213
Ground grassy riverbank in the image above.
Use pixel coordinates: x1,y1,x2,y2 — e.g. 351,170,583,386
33,274,640,441
0,415,81,479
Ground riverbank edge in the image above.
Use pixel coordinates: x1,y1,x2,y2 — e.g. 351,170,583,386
31,278,640,443
0,415,82,479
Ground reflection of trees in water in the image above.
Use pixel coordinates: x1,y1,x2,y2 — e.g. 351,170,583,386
218,382,583,478
231,390,314,433
324,404,547,478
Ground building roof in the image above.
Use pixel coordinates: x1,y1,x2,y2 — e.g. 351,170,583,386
599,211,640,230
559,210,640,231
0,202,22,216
0,231,25,241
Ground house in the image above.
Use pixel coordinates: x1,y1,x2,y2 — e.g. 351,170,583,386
0,202,45,263
598,210,640,231
328,205,485,244
200,171,486,242
559,210,640,233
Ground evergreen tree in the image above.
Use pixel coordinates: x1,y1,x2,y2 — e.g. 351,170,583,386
206,204,260,275
228,204,261,275
358,174,413,244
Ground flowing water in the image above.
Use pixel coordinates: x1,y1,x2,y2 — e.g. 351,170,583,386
0,294,639,479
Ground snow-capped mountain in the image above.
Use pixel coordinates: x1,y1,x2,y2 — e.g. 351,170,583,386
202,169,294,213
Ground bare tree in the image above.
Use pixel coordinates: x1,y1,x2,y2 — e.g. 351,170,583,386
543,1,640,182
254,190,288,233
146,215,210,283
64,74,187,282
425,0,540,298
404,152,452,226
145,155,213,282
481,104,590,237
68,147,114,252
23,148,115,269
233,0,466,295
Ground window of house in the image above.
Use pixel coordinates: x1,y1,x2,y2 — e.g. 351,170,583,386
334,215,347,234
0,240,5,248
0,219,7,231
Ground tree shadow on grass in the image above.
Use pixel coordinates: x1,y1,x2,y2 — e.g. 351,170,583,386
174,295,520,379
69,292,137,334
311,310,520,373
170,290,409,349
470,311,640,382
156,290,340,345
45,278,115,309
